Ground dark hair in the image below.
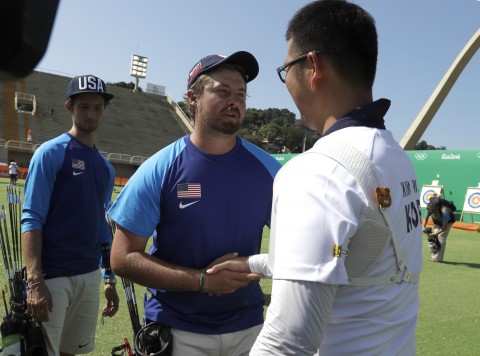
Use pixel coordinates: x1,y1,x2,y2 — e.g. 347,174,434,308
286,0,378,89
427,196,439,212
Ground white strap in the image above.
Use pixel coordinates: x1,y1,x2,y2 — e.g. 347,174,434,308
315,140,418,285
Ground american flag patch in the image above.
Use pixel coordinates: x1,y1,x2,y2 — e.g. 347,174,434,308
72,159,85,170
177,183,201,199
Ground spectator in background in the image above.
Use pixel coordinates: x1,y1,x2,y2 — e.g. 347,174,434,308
209,1,423,355
424,196,455,262
8,159,19,185
21,74,119,355
27,128,32,142
108,51,281,355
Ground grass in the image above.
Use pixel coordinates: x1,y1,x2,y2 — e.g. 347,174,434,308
416,228,480,355
1,178,480,355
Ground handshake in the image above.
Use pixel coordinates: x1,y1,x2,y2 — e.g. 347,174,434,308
423,227,432,235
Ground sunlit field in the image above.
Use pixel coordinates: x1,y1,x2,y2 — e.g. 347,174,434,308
0,178,479,355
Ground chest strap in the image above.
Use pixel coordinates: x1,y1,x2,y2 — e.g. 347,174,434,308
315,140,418,286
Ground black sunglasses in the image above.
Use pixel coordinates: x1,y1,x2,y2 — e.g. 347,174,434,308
276,50,332,83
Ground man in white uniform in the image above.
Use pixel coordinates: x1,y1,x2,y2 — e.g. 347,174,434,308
208,1,423,355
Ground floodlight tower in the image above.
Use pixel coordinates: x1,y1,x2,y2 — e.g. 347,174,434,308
130,54,148,93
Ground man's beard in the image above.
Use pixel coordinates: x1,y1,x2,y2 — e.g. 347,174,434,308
198,107,242,135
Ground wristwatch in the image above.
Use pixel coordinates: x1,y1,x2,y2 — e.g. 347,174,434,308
104,277,117,285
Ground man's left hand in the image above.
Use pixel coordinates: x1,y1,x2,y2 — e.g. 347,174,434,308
102,283,119,317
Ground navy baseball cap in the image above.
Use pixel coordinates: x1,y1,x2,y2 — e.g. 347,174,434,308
67,74,114,100
187,51,259,89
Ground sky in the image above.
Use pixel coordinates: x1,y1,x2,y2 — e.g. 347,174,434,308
36,0,480,150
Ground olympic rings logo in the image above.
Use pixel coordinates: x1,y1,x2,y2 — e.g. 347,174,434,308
415,153,428,160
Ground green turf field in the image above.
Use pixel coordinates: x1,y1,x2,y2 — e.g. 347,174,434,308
1,178,479,355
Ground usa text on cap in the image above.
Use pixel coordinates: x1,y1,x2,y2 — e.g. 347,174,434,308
67,75,114,100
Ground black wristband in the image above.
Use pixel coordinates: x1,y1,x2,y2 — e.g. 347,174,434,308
104,277,117,285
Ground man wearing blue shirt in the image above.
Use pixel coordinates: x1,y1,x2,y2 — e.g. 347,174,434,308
21,74,119,356
108,51,281,355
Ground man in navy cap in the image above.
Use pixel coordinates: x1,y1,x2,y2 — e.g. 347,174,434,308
108,51,281,355
22,74,119,355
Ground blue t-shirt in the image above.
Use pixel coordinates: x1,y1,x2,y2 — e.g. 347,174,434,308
21,133,115,277
108,135,281,334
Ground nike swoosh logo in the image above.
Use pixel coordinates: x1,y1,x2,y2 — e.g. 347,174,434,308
179,200,200,209
78,341,90,348
73,171,84,176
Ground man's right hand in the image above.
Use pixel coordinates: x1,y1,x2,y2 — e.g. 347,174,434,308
202,268,262,295
207,255,251,274
202,253,261,295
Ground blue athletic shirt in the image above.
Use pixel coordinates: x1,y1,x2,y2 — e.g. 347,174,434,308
108,135,281,334
21,132,115,278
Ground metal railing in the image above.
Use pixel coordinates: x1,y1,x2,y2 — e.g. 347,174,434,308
3,140,149,166
107,153,132,163
130,156,148,165
6,140,34,152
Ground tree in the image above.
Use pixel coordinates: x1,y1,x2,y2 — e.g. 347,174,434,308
242,108,319,153
413,140,447,150
110,81,143,92
173,100,320,153
237,128,263,147
177,100,190,119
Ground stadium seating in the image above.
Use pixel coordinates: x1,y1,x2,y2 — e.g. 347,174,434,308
1,71,191,167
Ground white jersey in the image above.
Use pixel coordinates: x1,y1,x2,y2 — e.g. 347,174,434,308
251,126,422,355
9,163,18,175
